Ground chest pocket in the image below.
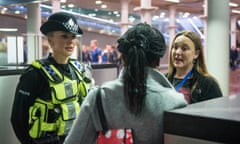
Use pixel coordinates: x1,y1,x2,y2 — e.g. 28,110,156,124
51,80,78,102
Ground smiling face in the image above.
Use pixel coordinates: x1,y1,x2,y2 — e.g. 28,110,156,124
47,31,77,63
171,35,199,72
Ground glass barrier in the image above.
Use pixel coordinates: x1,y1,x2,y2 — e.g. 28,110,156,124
0,31,25,66
0,31,40,66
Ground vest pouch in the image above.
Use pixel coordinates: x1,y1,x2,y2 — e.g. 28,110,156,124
29,102,47,138
51,80,78,103
56,101,80,136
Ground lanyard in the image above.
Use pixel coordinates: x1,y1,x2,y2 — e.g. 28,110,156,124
175,69,193,91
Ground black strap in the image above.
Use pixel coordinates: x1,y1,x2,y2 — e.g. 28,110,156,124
96,87,108,132
96,87,133,144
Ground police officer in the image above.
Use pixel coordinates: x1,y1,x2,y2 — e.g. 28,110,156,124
11,12,93,144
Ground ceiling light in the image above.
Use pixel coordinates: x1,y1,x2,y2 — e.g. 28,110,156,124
31,0,44,3
2,7,8,11
68,4,74,8
100,29,105,34
160,12,165,18
232,9,240,14
60,0,67,3
101,4,107,9
96,0,102,5
113,11,119,14
0,28,18,32
152,15,159,20
15,10,20,14
1,7,7,14
87,27,92,31
229,2,238,7
165,0,180,3
192,16,198,19
164,18,169,22
183,12,190,18
129,16,135,22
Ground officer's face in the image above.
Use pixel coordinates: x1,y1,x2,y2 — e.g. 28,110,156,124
48,31,76,59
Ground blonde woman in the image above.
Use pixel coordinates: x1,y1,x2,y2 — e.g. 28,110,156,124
11,12,93,144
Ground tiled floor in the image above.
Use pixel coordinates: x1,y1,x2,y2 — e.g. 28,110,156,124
230,69,240,95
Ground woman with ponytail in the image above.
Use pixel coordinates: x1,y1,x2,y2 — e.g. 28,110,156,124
64,23,187,144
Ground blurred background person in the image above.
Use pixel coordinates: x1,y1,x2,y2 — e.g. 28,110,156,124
101,44,112,63
90,39,102,63
80,44,91,63
108,44,119,64
230,45,238,70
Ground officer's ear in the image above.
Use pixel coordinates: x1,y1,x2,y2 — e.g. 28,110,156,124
47,32,54,46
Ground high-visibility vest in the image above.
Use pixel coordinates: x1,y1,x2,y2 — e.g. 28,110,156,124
28,59,91,138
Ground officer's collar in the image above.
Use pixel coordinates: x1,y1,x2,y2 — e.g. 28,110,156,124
47,56,70,66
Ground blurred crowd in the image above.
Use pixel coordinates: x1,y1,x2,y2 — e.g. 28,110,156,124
79,39,121,65
230,45,240,70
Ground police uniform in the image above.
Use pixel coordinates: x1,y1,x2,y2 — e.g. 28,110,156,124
11,12,93,144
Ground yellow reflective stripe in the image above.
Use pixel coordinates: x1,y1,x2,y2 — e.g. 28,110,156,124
57,101,80,135
64,120,73,135
61,101,80,120
57,120,73,136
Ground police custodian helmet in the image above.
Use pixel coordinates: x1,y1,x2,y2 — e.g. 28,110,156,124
40,12,83,35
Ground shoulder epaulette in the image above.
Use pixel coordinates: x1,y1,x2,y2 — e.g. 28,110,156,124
69,60,92,83
32,60,63,83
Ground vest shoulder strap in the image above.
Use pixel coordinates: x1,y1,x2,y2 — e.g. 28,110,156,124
69,59,92,83
32,59,63,83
